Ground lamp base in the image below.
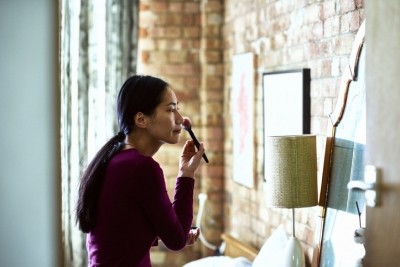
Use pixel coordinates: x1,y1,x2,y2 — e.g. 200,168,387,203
283,236,305,267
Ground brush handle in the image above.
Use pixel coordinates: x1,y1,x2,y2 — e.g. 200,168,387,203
187,128,209,163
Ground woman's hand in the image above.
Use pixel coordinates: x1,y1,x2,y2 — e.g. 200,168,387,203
178,140,205,178
186,227,200,246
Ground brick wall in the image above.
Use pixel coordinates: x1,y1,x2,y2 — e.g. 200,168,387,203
137,0,364,266
137,0,224,266
223,0,364,264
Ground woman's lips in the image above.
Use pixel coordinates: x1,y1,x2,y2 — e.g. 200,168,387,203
173,129,182,134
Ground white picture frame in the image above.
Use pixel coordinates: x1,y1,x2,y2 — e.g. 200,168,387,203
262,69,310,136
231,53,255,188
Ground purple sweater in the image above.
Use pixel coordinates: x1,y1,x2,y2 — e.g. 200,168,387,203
87,149,194,267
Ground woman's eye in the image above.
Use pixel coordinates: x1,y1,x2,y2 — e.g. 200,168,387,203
169,106,179,112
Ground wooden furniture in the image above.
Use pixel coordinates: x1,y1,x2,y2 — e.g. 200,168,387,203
221,233,259,261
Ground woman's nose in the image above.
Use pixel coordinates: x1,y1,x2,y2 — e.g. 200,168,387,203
176,111,184,125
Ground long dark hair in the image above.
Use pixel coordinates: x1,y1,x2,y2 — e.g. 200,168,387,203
76,75,169,233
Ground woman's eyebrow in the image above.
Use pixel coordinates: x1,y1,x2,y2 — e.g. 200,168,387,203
166,101,179,106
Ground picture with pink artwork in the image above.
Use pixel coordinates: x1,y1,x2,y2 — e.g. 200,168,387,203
231,53,254,188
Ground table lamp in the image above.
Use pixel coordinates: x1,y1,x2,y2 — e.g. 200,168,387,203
264,135,318,267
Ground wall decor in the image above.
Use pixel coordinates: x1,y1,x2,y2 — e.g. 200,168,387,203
231,52,255,188
262,69,310,136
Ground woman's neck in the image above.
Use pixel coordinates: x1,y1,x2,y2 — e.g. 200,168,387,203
124,131,161,157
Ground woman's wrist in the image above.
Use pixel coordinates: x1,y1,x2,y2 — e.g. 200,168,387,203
178,170,195,179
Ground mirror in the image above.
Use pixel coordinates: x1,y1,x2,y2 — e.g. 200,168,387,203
316,21,366,267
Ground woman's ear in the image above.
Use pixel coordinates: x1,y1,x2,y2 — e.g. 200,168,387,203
134,112,147,128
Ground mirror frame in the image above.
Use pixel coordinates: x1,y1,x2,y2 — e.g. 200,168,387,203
314,20,366,267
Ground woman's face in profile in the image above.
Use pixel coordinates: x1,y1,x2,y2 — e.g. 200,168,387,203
145,87,184,145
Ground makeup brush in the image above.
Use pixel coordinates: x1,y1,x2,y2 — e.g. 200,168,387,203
182,117,209,163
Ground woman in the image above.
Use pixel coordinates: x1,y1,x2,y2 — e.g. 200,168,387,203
76,75,204,266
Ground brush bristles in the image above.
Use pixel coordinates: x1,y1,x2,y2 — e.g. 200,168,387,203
182,117,191,130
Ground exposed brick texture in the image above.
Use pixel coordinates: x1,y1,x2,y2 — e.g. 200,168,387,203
137,0,364,266
223,0,364,265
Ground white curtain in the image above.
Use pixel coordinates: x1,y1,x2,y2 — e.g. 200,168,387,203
60,0,138,265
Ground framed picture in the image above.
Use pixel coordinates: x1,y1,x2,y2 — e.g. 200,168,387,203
262,69,311,181
263,69,310,136
231,52,255,188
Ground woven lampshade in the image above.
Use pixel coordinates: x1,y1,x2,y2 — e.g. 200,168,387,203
265,135,318,208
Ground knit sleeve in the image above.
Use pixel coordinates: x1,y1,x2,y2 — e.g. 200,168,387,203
134,158,195,251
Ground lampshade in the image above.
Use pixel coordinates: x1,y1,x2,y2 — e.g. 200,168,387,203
265,135,318,208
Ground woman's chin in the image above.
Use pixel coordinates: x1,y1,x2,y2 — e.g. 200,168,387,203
166,135,180,145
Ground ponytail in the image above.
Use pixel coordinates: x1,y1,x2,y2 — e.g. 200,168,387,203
76,132,125,233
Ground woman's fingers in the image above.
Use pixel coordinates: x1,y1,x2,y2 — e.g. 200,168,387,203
186,227,200,246
180,140,197,155
179,141,206,177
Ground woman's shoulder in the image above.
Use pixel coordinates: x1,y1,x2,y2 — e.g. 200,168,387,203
113,149,161,170
110,149,164,186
